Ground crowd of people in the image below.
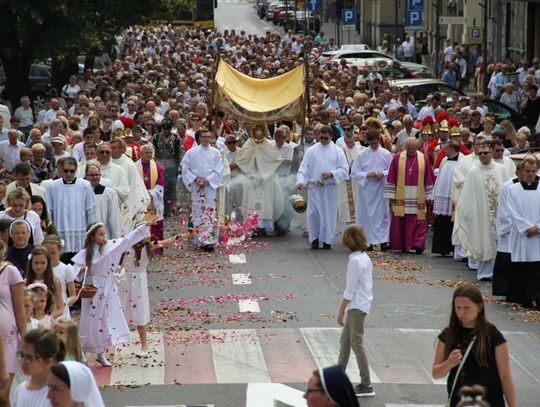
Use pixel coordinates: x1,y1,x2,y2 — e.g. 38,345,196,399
0,23,537,406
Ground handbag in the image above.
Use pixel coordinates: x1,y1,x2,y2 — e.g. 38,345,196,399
446,336,477,407
75,266,98,300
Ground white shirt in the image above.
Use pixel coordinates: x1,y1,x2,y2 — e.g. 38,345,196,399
0,140,24,171
12,382,49,407
343,251,373,314
13,106,34,127
43,108,59,124
269,140,294,176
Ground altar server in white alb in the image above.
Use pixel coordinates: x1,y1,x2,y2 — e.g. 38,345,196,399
506,155,540,307
181,129,224,252
350,129,392,250
45,156,97,260
296,125,348,250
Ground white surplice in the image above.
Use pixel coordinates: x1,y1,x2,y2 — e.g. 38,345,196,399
453,161,509,278
350,145,393,245
94,184,123,239
494,156,517,179
432,154,461,216
496,179,518,253
112,155,151,232
507,179,540,262
297,142,348,244
46,178,97,253
100,162,130,206
72,223,150,354
181,145,224,245
337,142,364,228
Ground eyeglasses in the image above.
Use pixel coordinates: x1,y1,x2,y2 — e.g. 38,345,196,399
98,151,111,155
494,149,504,152
477,151,492,156
319,136,330,140
63,169,76,173
16,351,40,364
226,141,236,145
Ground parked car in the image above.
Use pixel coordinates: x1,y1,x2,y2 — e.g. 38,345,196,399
339,44,371,51
0,62,52,110
348,59,417,79
265,3,285,20
319,50,434,78
273,7,296,25
283,11,320,33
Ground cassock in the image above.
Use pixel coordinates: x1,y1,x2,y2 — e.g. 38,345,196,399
297,142,348,244
337,143,364,231
235,139,284,231
93,184,123,239
112,155,151,233
46,178,97,253
135,159,165,244
506,177,540,305
73,223,150,354
384,151,435,251
181,145,224,246
492,178,519,296
218,150,231,225
431,153,461,255
453,162,509,280
350,145,392,245
451,153,480,259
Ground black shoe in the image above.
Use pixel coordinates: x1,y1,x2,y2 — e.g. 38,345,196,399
380,243,389,252
414,247,424,254
311,239,319,250
366,245,374,252
354,384,375,397
322,243,331,250
201,244,214,252
479,277,493,282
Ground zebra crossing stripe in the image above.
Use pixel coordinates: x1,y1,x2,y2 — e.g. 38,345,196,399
210,329,271,383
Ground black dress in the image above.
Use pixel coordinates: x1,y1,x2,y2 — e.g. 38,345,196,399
438,325,506,407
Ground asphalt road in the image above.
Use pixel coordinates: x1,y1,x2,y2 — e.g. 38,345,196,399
99,2,540,406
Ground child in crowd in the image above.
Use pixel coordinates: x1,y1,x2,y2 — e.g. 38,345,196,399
53,317,85,363
25,246,64,318
12,328,65,407
6,220,33,276
23,288,39,331
119,235,178,357
27,283,54,330
42,235,76,318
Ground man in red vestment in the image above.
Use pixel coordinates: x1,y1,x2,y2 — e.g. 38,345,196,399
384,138,435,253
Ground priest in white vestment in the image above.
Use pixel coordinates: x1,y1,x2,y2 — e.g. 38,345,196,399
337,127,364,233
97,143,130,207
110,138,151,232
235,126,284,233
492,139,516,178
46,157,97,260
451,136,484,260
507,156,540,306
296,125,348,249
453,144,509,280
350,130,392,249
181,130,224,251
84,161,123,239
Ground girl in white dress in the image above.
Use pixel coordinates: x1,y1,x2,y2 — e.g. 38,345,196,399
72,221,152,367
27,284,54,330
118,235,178,357
12,328,64,407
42,235,76,319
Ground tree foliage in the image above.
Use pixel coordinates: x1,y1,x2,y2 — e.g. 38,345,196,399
0,0,194,108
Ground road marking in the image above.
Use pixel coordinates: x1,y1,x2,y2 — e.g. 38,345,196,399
300,327,382,383
239,299,260,312
246,383,306,407
232,273,252,284
229,253,246,263
210,329,271,383
111,330,165,385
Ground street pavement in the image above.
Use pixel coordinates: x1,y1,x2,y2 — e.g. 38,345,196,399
99,2,540,406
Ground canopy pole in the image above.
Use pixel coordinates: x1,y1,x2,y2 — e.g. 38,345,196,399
303,49,311,123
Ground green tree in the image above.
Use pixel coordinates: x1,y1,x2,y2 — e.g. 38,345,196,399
0,0,193,110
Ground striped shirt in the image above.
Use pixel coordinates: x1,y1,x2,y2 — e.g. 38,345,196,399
12,382,50,407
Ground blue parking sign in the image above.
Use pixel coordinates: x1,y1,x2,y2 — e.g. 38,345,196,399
341,9,356,25
407,0,423,11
